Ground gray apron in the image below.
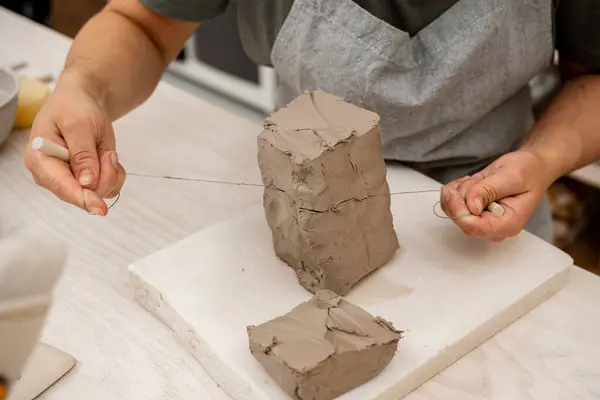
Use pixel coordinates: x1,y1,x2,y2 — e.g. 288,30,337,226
269,0,555,242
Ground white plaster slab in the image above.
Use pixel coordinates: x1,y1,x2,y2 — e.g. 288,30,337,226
129,167,573,400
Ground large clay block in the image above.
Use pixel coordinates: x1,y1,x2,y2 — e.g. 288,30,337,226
247,290,403,400
257,90,399,295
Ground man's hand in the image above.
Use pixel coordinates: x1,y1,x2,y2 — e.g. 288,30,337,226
22,0,199,214
24,83,125,216
440,150,555,241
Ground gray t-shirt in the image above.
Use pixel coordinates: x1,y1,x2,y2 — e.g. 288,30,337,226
142,0,600,71
142,0,461,65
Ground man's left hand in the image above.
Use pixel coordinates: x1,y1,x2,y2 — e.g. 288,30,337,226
439,150,555,241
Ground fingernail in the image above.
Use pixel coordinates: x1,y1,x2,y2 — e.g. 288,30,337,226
441,187,449,202
110,152,119,169
78,169,94,186
474,197,483,214
88,207,105,216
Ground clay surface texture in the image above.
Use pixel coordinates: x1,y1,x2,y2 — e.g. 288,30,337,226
247,290,402,400
257,91,399,295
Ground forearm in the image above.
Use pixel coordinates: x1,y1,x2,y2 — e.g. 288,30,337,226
55,1,198,121
520,73,600,180
58,11,164,121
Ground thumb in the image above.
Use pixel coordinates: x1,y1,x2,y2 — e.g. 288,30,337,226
465,171,525,215
65,129,100,190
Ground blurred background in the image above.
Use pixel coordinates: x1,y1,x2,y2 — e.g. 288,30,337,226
3,0,600,274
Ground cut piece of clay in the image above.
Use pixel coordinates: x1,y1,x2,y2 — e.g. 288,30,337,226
257,90,399,295
247,290,403,400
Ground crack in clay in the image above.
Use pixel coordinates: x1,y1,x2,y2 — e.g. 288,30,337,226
349,134,373,193
326,308,370,337
359,217,372,273
317,161,338,208
301,195,378,214
290,128,349,153
308,90,333,128
315,289,341,308
263,336,279,354
272,185,378,214
375,317,404,336
310,129,335,151
260,309,371,358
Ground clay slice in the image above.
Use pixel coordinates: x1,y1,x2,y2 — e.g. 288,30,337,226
247,290,403,400
257,90,399,295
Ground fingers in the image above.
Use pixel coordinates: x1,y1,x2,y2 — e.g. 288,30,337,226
106,164,126,199
444,165,526,217
441,171,527,239
455,179,480,214
445,175,473,191
440,175,473,216
25,131,121,215
440,186,480,233
446,170,491,215
464,171,526,216
61,118,101,190
96,148,126,199
457,198,525,239
25,146,109,215
439,152,549,241
23,88,124,215
443,188,528,240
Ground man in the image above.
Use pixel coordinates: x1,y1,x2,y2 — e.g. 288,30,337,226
24,0,600,243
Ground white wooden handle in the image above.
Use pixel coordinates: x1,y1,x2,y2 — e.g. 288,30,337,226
31,137,69,162
487,201,504,217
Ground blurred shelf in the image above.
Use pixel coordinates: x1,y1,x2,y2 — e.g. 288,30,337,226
570,163,600,190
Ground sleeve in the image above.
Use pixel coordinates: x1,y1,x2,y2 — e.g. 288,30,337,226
555,0,600,71
141,0,229,22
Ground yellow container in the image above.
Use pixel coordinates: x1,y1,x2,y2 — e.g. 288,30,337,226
14,77,49,129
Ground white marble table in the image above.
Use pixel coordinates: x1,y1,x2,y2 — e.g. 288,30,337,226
1,7,599,400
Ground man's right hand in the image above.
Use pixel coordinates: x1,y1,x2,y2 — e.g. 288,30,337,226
23,85,126,216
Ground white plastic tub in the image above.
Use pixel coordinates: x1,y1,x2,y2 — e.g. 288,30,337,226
0,68,20,146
